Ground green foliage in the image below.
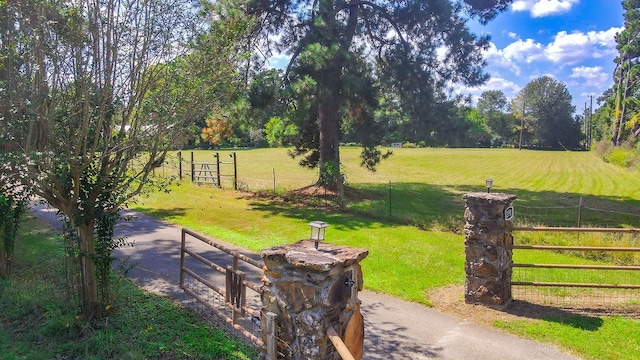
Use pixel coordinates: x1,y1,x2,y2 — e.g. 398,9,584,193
0,215,256,359
1,0,207,318
0,149,30,279
594,140,640,170
318,161,344,188
606,0,640,146
608,148,633,167
477,90,517,145
264,117,298,147
513,76,582,150
245,0,511,189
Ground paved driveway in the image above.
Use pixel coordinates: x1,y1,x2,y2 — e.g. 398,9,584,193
32,203,580,360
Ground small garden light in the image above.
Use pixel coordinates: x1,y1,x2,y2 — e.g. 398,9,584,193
485,178,494,193
309,221,329,249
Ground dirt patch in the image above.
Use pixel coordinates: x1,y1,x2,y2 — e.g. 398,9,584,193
428,285,539,326
429,285,640,325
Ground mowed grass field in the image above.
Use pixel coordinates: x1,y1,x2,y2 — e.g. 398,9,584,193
137,147,640,301
167,148,640,228
135,147,640,359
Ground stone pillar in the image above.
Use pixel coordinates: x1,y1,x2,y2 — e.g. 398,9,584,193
463,192,516,307
261,240,368,360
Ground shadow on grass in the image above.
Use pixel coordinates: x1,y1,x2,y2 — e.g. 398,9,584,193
246,182,640,232
505,300,604,331
130,207,188,220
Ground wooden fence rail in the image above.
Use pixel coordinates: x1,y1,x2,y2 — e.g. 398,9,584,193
510,226,640,291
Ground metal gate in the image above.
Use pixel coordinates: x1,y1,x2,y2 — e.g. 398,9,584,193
179,228,270,349
510,226,640,312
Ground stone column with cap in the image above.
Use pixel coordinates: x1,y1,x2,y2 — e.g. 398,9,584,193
260,240,368,360
463,192,516,307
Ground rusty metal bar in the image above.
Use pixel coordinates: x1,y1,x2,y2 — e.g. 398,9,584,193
327,326,356,360
181,227,265,349
243,278,263,293
512,226,640,233
183,267,226,297
182,228,264,269
511,245,640,252
513,263,640,271
184,248,226,274
182,268,260,318
512,281,640,289
182,286,264,347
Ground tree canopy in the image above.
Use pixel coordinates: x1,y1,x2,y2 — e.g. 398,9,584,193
512,76,581,150
244,0,513,192
610,0,640,145
0,0,246,319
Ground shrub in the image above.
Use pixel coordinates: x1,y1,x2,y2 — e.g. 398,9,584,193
607,148,632,167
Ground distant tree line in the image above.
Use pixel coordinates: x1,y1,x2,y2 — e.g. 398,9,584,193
199,73,584,151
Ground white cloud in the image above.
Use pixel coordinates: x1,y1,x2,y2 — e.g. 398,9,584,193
512,0,579,17
569,66,610,89
483,43,521,75
544,28,620,64
503,38,545,63
483,77,522,94
482,39,544,76
458,76,522,104
544,31,593,64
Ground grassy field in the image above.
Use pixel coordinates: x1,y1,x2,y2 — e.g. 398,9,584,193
134,147,640,359
167,148,640,228
137,148,640,301
0,215,257,359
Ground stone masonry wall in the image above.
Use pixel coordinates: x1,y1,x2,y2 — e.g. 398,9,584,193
261,240,368,360
464,192,516,307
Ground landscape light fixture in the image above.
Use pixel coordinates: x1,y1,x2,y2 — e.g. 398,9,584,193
309,221,329,249
485,178,494,193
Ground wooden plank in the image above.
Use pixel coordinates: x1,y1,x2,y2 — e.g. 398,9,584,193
343,308,364,360
327,326,356,360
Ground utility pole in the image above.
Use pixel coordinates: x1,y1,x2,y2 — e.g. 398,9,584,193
584,101,588,150
589,95,593,150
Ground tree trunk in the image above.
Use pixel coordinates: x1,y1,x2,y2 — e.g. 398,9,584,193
612,63,630,146
317,91,343,195
0,240,7,279
77,220,100,319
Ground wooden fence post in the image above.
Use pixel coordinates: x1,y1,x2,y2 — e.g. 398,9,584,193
190,151,194,183
232,152,238,190
215,152,221,187
178,151,182,180
266,312,277,360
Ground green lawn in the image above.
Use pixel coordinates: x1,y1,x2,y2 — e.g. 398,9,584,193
135,147,640,303
134,147,640,359
0,215,256,359
168,148,640,228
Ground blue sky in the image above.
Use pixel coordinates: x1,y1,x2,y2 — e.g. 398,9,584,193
463,0,624,111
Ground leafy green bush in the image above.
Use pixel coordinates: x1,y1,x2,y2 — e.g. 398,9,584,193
607,148,632,167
